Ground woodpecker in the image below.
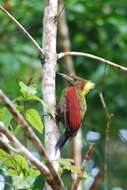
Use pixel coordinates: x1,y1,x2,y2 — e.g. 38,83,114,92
55,73,95,152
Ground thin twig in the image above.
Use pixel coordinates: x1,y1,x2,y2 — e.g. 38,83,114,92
104,115,113,190
0,6,43,56
0,90,64,190
71,145,95,190
57,3,65,19
99,92,113,190
99,64,107,90
58,52,127,72
0,122,50,176
99,67,113,190
99,91,110,117
99,65,110,117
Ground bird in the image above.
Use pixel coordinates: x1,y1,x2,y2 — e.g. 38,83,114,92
55,73,95,152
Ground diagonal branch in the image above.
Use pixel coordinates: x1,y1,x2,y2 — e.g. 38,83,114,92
0,122,65,190
57,52,127,72
0,133,12,153
0,122,49,177
0,89,64,190
0,6,43,56
71,145,95,190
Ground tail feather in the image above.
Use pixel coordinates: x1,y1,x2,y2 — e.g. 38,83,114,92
55,131,71,153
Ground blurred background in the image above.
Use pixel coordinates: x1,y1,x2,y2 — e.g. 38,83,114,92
0,0,127,189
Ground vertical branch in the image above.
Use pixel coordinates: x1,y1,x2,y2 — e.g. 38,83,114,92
58,0,75,75
42,0,59,162
104,115,113,190
58,3,82,188
99,92,113,190
99,66,113,190
42,0,60,189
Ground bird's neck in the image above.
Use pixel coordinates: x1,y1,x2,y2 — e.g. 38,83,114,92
68,85,91,96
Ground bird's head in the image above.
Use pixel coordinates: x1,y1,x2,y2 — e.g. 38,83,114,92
57,72,95,95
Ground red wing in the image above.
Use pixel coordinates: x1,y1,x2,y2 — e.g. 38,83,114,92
66,88,82,132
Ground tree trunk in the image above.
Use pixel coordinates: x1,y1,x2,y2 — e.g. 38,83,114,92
42,0,60,189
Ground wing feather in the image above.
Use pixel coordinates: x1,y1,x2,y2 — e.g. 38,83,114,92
66,87,82,132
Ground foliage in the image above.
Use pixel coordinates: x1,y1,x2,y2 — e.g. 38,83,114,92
0,107,12,127
0,0,127,189
26,108,43,134
0,81,46,189
0,149,40,189
57,158,81,175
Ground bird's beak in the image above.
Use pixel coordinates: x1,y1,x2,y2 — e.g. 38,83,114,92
57,72,73,82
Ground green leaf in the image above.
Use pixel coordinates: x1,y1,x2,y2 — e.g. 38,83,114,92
26,109,43,133
0,162,5,170
19,81,37,95
0,151,40,177
29,168,40,176
26,95,55,118
12,176,37,189
0,149,10,160
57,158,74,166
17,84,55,118
58,167,63,176
0,107,13,126
14,104,24,112
13,154,29,170
57,158,81,175
70,165,81,174
83,171,89,178
31,95,55,119
7,168,18,176
4,158,18,170
3,154,29,176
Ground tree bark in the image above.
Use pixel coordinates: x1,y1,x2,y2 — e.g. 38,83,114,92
42,0,60,189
